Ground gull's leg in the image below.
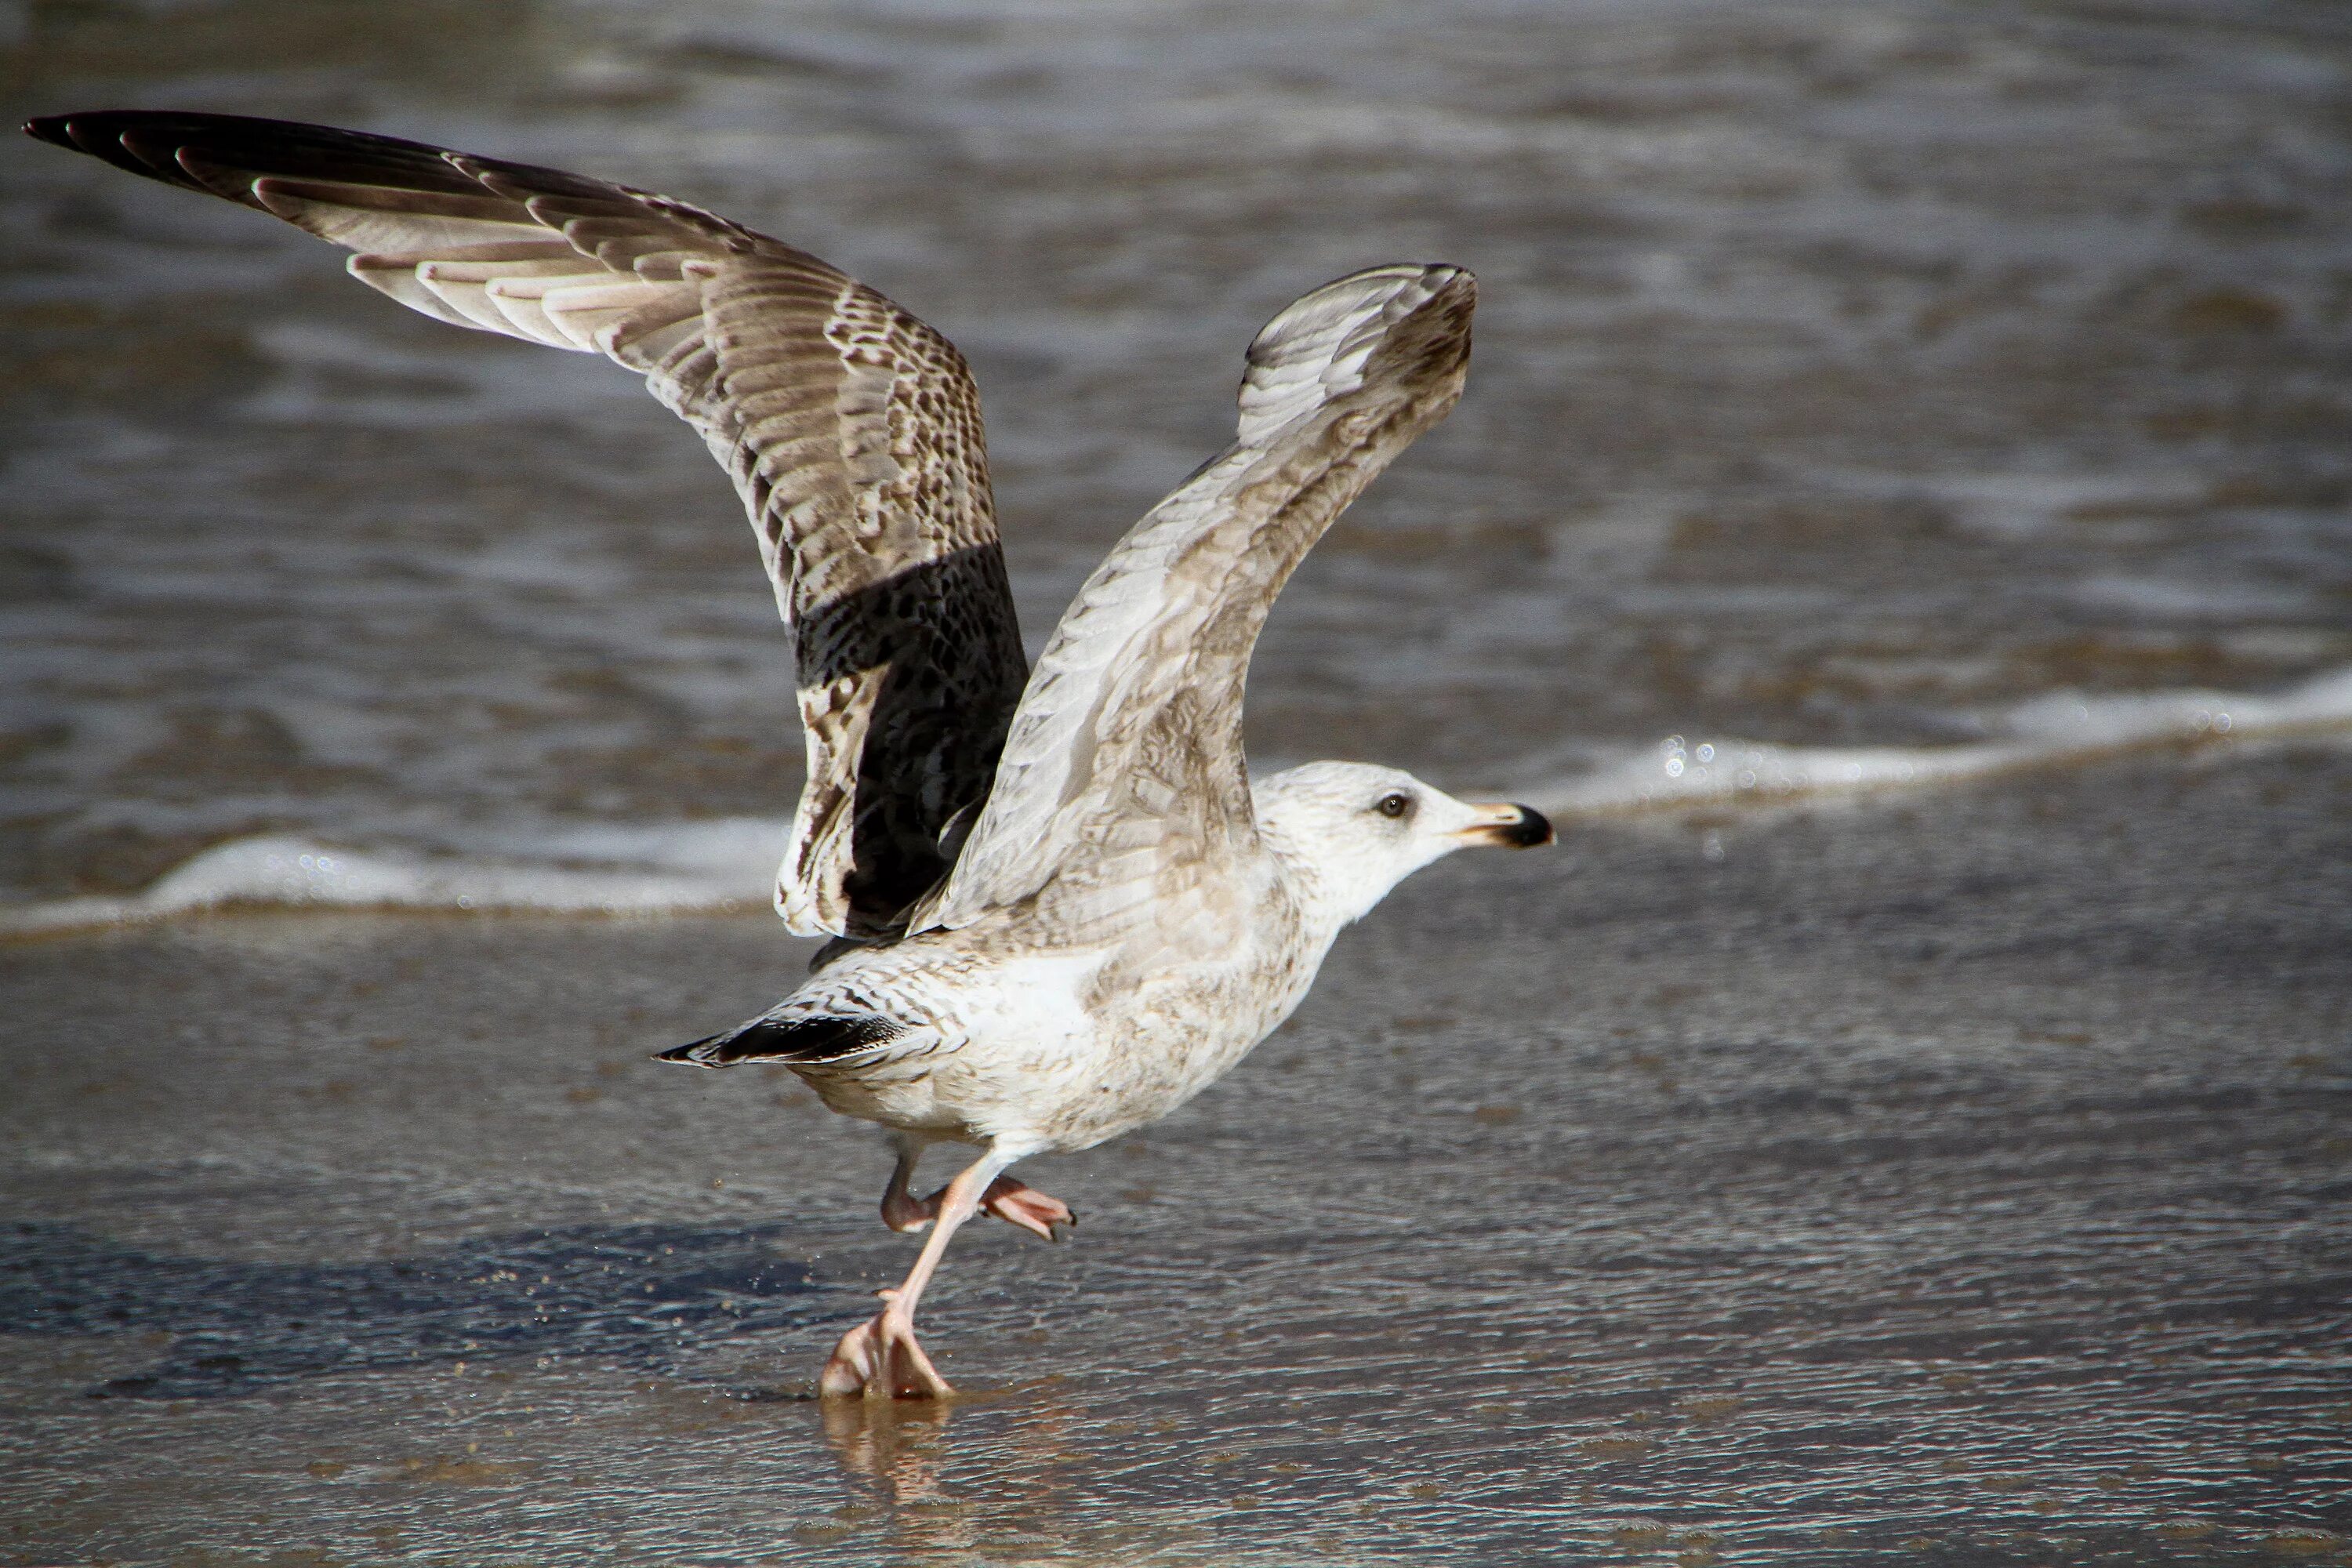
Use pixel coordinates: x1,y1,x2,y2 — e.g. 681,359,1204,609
889,1135,1073,1242
880,1136,932,1234
822,1145,1016,1399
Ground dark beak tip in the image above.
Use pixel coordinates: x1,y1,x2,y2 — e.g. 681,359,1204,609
1503,804,1555,848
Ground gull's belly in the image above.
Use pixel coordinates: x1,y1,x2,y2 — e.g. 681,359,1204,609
794,932,1327,1153
1034,958,1322,1148
796,1058,968,1138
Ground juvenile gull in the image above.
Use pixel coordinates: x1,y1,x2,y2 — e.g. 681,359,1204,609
28,111,1555,1398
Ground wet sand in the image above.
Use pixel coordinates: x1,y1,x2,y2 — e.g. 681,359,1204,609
5,741,2347,1566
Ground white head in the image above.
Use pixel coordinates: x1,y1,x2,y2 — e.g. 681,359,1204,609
1253,761,1554,930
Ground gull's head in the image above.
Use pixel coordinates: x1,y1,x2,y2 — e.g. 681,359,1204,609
1254,761,1554,927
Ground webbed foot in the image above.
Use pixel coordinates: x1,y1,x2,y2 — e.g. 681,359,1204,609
978,1176,1075,1241
820,1289,952,1399
882,1175,1075,1241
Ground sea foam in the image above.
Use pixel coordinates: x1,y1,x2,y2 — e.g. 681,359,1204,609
6,670,2349,936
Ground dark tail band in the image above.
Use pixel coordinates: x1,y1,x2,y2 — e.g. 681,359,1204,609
655,1013,903,1069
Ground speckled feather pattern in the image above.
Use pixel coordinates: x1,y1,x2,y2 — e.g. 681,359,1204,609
24,111,1028,940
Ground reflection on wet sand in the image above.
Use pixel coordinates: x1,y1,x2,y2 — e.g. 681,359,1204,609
823,1393,957,1506
824,1389,1293,1566
824,1396,1014,1561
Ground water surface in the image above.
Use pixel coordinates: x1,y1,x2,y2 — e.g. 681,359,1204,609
5,0,2350,906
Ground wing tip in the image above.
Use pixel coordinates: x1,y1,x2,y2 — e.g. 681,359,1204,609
1338,261,1476,336
22,111,143,172
21,109,259,200
1235,260,1475,441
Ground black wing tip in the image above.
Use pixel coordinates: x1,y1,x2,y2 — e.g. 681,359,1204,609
23,110,139,143
22,111,134,162
24,107,418,142
24,108,630,213
21,111,203,191
21,109,274,192
654,1036,728,1068
23,107,244,154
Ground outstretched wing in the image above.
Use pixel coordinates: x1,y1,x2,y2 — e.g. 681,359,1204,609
24,110,1027,937
909,264,1474,934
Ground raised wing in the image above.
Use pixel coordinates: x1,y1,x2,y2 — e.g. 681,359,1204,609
24,110,1027,938
909,264,1474,933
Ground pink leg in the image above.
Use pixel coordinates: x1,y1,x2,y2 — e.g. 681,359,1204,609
824,1149,1012,1399
971,1175,1074,1242
880,1149,932,1234
880,1152,1073,1242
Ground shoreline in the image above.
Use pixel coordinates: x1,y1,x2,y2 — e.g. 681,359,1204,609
8,666,2350,942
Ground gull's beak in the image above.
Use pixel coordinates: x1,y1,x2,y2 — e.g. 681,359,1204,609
1454,800,1555,849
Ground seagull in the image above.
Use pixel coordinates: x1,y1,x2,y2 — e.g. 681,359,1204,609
27,111,1555,1399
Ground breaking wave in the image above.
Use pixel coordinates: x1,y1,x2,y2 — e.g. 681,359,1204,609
1520,665,2352,815
0,820,779,937
6,669,2349,938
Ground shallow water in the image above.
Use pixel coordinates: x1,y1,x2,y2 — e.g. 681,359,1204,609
5,0,2352,908
3,747,2349,1564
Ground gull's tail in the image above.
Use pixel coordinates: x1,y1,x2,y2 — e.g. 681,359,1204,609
655,1012,906,1069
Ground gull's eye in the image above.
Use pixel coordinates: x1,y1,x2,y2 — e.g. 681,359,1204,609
1373,791,1413,820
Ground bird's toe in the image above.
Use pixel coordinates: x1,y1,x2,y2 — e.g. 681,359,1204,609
820,1298,953,1399
979,1176,1076,1242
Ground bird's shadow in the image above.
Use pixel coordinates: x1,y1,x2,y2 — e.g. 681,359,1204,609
0,1218,830,1400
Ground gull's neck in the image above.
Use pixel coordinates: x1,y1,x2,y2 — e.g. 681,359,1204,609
1252,806,1388,941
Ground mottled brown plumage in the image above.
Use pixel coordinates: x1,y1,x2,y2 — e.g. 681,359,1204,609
25,109,1025,938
